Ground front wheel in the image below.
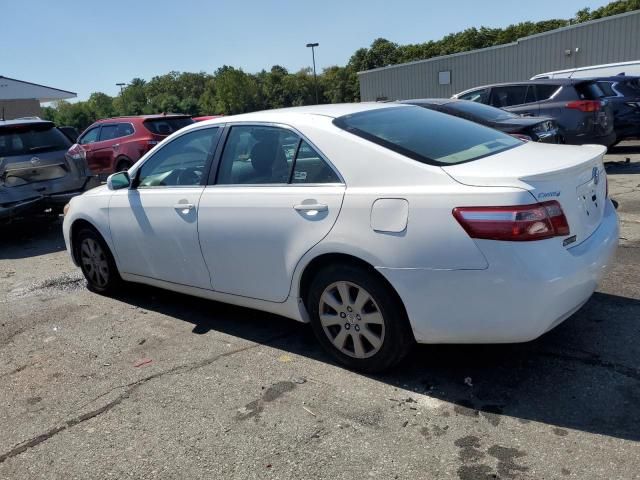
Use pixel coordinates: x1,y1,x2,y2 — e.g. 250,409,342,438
307,265,414,372
75,228,121,294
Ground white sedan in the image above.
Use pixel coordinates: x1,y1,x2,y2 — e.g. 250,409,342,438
63,103,619,372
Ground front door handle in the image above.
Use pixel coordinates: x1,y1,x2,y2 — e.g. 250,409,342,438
294,203,328,213
174,203,195,211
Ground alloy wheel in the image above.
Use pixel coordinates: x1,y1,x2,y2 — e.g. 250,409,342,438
80,238,110,288
318,281,385,359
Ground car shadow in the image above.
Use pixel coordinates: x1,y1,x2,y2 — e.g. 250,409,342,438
112,284,640,442
0,217,67,260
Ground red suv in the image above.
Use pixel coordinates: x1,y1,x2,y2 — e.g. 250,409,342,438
68,114,194,175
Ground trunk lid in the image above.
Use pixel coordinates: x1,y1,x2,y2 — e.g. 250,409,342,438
442,142,608,246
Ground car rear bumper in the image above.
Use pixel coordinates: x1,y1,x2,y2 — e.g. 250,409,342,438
379,199,619,344
565,130,617,147
0,176,100,221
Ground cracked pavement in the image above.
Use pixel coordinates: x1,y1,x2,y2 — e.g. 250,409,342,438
1,142,639,479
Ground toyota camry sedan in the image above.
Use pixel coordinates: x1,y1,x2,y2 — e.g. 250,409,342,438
62,103,619,372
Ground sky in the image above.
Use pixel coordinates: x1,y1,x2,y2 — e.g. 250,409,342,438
2,0,609,101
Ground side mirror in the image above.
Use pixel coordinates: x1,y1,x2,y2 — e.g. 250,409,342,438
107,171,131,190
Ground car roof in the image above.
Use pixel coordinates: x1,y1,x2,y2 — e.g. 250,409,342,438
455,78,589,97
584,75,640,82
0,118,54,128
399,98,455,106
93,114,192,123
191,103,407,128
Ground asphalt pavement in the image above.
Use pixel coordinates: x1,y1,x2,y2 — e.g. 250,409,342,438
1,142,639,480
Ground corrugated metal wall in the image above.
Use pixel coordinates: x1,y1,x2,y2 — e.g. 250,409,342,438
359,10,640,101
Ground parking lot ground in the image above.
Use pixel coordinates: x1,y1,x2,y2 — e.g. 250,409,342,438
1,142,639,480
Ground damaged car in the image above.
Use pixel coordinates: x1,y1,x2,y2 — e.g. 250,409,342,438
0,119,98,222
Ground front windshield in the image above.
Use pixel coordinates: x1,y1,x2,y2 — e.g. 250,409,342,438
333,106,522,166
446,100,518,122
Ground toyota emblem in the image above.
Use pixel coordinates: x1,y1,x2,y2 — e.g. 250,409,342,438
30,157,41,166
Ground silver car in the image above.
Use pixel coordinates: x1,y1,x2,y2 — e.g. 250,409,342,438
0,119,97,222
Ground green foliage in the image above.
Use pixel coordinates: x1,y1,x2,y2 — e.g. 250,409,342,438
43,0,638,126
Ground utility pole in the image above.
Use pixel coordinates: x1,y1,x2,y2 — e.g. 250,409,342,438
116,83,126,114
306,43,319,104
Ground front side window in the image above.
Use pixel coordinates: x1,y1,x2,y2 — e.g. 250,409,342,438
334,106,522,166
137,127,218,187
79,126,100,145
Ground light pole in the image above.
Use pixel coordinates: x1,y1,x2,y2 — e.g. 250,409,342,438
306,42,319,104
116,83,126,114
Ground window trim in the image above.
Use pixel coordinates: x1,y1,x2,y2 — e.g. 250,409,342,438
130,125,223,190
206,121,345,187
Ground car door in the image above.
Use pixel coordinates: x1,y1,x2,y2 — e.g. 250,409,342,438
90,124,120,173
109,126,222,289
198,124,345,303
76,126,101,171
489,85,540,116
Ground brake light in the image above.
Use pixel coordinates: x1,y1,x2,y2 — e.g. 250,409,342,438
509,133,532,142
452,201,570,241
566,100,601,112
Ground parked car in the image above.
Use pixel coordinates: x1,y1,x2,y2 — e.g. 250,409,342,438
63,104,618,372
0,119,97,222
531,60,640,80
67,114,194,175
590,76,640,142
400,98,560,143
192,115,223,122
453,79,616,147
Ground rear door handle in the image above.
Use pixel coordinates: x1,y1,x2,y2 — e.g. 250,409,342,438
294,203,328,213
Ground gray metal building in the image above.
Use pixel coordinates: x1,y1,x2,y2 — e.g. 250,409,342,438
358,10,640,101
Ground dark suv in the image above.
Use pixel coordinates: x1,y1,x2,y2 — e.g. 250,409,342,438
0,119,97,222
67,114,194,175
453,79,616,147
592,76,640,142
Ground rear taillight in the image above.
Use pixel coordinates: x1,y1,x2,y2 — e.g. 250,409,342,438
566,100,601,112
509,133,532,142
453,200,570,241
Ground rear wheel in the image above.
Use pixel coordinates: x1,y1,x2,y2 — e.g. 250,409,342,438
307,264,414,372
75,228,121,294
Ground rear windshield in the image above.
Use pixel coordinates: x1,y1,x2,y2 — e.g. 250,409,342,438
333,106,522,166
143,117,194,135
444,101,517,122
0,123,71,157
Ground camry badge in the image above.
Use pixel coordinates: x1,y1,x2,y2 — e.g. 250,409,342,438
592,167,600,185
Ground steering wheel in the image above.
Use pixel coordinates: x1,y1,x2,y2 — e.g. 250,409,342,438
176,167,202,186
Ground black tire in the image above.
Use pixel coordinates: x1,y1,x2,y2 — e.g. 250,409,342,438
307,264,414,373
75,227,121,294
115,157,133,172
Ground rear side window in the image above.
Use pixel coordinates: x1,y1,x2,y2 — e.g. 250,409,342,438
575,82,605,100
99,125,118,141
334,106,521,166
490,86,528,107
534,84,560,101
0,123,71,156
116,123,134,137
143,117,194,135
292,141,340,184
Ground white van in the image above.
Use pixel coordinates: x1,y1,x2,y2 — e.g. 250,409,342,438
531,60,640,79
